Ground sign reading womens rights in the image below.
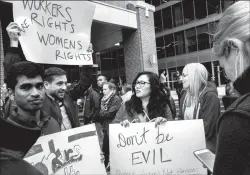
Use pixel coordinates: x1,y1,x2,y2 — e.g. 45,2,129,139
24,124,106,175
109,120,207,175
12,0,95,65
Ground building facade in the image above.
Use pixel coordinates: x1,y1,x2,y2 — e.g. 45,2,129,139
0,1,158,86
146,0,238,88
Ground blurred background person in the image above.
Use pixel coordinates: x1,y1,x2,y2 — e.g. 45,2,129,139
178,63,220,153
96,75,108,97
174,71,183,105
212,1,250,175
99,82,122,169
160,83,176,119
70,73,100,125
120,84,133,103
159,70,167,84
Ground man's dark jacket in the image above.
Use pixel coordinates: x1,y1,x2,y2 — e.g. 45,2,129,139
0,117,43,175
70,87,100,124
8,108,60,136
43,93,80,128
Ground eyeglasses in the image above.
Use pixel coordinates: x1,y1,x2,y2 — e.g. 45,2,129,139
135,81,150,88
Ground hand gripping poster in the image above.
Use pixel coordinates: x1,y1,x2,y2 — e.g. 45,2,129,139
109,120,207,175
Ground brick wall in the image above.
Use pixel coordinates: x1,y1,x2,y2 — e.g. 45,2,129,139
123,5,158,84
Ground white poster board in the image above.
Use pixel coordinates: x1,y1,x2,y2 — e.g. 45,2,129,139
110,120,207,175
24,124,106,175
12,1,95,65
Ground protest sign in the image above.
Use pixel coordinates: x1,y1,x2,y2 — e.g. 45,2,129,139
12,0,95,65
24,124,106,175
109,120,207,175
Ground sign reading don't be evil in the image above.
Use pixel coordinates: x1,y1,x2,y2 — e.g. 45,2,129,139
109,120,207,175
12,0,95,65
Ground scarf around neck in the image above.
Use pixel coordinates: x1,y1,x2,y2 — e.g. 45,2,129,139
101,91,114,110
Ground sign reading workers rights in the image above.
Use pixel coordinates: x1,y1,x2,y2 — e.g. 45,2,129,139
24,124,106,175
109,120,207,175
12,0,96,65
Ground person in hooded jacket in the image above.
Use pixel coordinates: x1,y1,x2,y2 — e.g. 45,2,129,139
212,1,250,175
178,63,220,154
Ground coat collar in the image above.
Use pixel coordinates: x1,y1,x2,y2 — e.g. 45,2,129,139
8,108,50,129
233,66,250,95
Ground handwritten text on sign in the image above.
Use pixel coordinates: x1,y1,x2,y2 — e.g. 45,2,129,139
13,0,95,65
109,120,207,175
24,124,106,175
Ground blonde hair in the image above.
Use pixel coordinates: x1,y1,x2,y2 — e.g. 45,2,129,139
183,63,208,107
213,1,250,78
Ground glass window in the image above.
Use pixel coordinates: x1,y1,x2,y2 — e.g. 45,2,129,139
194,0,207,19
172,3,183,27
154,10,163,33
162,7,172,29
208,21,219,47
152,0,161,7
182,0,195,24
174,31,185,55
156,37,166,59
207,0,221,15
164,34,175,57
197,24,210,50
185,27,197,53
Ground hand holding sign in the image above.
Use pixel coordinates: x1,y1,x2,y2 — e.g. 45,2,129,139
6,22,22,47
12,1,96,65
110,120,207,175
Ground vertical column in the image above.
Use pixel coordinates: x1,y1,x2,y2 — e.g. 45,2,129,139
123,2,158,84
0,20,4,86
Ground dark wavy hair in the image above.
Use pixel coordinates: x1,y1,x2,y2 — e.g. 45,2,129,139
125,71,170,119
6,61,44,91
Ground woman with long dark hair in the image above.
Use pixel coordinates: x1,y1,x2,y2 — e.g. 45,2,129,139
113,71,172,126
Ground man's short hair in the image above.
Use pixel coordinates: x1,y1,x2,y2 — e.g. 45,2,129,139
80,73,92,87
6,61,44,91
44,67,67,82
122,84,132,93
103,82,116,90
97,75,107,81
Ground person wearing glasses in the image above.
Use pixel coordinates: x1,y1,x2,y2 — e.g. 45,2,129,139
178,63,220,154
212,2,250,175
113,71,172,127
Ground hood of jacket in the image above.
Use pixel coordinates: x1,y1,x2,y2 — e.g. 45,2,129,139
198,81,218,102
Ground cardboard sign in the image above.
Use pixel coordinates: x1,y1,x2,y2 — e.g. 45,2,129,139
24,124,106,175
12,0,95,65
109,120,207,175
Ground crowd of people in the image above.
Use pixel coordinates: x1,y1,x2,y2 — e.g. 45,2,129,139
0,1,250,175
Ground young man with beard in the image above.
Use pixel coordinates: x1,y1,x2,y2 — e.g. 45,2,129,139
43,67,80,130
0,61,60,175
